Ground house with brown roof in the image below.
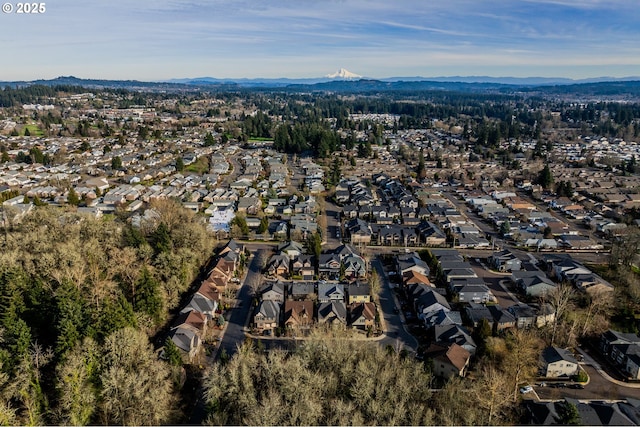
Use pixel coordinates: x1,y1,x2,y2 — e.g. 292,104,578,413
348,302,376,330
172,310,208,337
284,300,314,330
424,342,471,378
403,270,433,287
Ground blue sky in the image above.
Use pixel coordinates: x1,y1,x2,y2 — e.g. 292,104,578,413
1,0,639,80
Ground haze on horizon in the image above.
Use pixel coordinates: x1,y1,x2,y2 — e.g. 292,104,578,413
1,0,639,82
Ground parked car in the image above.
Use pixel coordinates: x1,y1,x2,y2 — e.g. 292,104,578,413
519,385,534,394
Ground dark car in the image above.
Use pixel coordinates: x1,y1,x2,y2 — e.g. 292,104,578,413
568,384,584,389
393,307,400,314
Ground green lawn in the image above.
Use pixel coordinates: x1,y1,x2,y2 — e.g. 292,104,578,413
24,124,44,136
185,157,210,174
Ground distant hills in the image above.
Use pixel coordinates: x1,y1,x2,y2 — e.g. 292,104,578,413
2,74,640,98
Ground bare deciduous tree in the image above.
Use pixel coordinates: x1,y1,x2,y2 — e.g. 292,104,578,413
547,282,575,346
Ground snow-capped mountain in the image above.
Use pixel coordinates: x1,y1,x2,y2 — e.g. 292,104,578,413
325,68,362,79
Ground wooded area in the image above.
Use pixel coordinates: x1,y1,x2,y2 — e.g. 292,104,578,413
204,329,542,426
0,201,214,424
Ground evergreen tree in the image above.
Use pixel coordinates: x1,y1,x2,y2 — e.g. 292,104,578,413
151,222,172,254
175,156,185,172
163,338,182,367
204,132,215,146
257,216,269,234
416,148,426,179
134,268,163,323
111,156,122,170
537,164,554,189
555,401,580,425
67,188,80,206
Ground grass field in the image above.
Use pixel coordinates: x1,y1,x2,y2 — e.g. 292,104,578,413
185,157,210,174
24,124,44,136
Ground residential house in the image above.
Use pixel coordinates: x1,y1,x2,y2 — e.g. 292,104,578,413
254,300,281,332
347,218,373,245
415,288,451,318
291,255,315,280
318,283,345,303
288,282,315,301
348,302,376,330
403,270,433,288
283,300,314,330
508,303,538,329
465,302,495,328
377,225,402,245
342,254,367,279
417,221,447,246
317,301,347,326
626,355,640,380
488,249,522,272
237,196,261,215
172,310,208,337
433,324,477,356
181,293,217,321
540,346,579,378
512,271,556,297
318,254,341,280
168,327,201,361
488,305,516,331
453,283,494,304
277,241,304,258
260,281,286,303
195,282,221,313
267,254,291,278
347,283,371,304
424,342,471,378
397,252,430,277
600,330,640,367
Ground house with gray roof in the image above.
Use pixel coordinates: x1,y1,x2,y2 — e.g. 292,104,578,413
253,300,281,333
317,301,347,326
433,324,477,356
318,283,345,303
540,346,579,378
168,327,201,361
512,271,556,297
488,249,522,272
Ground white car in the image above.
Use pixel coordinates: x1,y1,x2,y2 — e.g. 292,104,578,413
519,385,534,394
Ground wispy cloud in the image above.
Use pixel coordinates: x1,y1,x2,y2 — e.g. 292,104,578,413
1,0,639,80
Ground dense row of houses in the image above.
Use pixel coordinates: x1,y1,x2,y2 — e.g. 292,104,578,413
525,397,640,425
340,173,489,249
599,330,640,380
254,243,376,334
167,239,244,361
401,248,567,378
253,279,376,334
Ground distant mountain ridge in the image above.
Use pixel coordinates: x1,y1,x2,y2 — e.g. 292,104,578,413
2,75,640,98
166,74,640,87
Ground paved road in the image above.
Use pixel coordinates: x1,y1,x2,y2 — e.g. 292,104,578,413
373,258,419,353
216,249,267,360
324,198,342,249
